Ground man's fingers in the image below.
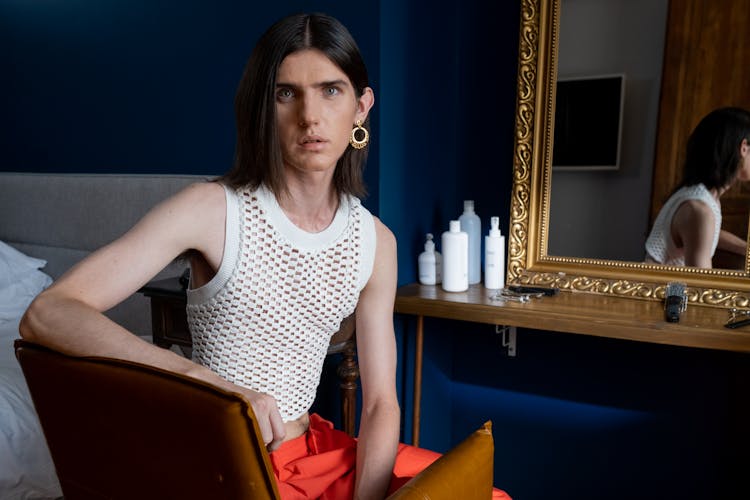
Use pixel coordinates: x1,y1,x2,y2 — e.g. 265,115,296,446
249,393,285,449
256,418,275,446
267,412,287,451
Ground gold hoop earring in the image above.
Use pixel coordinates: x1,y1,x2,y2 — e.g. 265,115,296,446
349,120,369,149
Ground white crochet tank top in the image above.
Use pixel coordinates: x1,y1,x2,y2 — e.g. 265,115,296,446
186,184,376,421
644,183,721,266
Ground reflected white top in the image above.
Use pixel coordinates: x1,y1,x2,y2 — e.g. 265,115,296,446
644,183,721,266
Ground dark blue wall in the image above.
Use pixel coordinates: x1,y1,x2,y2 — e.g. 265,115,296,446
423,320,749,499
3,1,748,499
0,0,380,208
380,0,518,285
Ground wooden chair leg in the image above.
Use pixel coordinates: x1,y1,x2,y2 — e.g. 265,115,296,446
337,340,359,437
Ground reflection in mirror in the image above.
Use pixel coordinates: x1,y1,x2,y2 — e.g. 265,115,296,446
649,0,750,270
546,0,750,270
644,107,750,269
507,0,750,307
548,0,668,262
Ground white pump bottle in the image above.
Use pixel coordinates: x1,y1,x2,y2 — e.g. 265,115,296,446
418,233,442,285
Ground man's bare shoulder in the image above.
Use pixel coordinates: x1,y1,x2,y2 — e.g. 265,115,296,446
173,181,226,206
138,181,227,247
675,198,716,226
672,198,717,253
372,216,396,249
154,181,226,222
364,216,397,293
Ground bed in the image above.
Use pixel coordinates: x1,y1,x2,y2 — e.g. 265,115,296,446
0,172,205,499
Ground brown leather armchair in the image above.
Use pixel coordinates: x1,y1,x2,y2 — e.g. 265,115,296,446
15,339,280,499
15,340,495,500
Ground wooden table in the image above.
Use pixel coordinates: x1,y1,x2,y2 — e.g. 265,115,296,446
394,283,750,446
139,277,192,350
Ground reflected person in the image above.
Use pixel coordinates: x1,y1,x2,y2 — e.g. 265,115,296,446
645,107,750,268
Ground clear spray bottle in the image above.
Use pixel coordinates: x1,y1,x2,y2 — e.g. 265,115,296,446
458,200,481,284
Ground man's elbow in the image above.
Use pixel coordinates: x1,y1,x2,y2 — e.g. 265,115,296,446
364,395,400,420
18,291,53,343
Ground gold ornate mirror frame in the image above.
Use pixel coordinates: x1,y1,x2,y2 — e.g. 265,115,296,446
508,0,750,308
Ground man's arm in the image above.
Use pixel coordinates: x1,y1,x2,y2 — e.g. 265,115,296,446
20,183,220,355
718,228,748,256
353,217,400,500
672,199,716,268
19,182,287,449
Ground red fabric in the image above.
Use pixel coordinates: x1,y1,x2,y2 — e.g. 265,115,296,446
269,414,511,499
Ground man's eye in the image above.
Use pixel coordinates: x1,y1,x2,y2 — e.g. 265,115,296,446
277,88,294,100
324,87,339,96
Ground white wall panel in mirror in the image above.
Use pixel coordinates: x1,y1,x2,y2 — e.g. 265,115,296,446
548,0,668,262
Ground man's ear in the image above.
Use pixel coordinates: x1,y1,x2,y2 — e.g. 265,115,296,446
355,87,375,124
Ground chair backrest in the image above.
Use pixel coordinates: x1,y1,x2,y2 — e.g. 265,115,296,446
14,340,280,500
387,421,495,500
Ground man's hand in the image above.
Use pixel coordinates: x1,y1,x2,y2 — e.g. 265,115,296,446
237,387,286,451
185,363,287,452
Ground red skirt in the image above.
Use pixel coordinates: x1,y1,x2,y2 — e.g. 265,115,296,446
269,414,510,499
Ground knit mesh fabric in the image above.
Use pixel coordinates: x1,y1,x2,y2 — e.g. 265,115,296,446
186,186,371,421
644,183,721,266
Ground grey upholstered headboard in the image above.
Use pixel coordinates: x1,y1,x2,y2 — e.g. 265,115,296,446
0,172,210,336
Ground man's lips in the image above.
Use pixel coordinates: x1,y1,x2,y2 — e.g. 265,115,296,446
299,135,328,151
300,135,327,145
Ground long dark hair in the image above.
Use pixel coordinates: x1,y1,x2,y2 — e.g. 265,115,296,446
681,107,750,190
219,13,370,198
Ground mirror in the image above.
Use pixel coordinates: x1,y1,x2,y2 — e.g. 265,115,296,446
508,0,750,307
547,0,667,263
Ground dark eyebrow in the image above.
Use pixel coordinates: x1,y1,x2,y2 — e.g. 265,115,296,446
275,79,349,90
316,79,348,88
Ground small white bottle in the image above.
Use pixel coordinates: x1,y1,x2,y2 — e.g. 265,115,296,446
458,200,481,285
484,216,505,290
442,220,468,292
418,233,442,285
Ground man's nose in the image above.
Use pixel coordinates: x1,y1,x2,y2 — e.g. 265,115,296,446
298,95,321,127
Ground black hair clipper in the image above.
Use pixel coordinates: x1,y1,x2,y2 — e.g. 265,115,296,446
664,282,687,323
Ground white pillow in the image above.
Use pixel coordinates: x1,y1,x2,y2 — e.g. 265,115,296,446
0,241,48,290
0,270,53,323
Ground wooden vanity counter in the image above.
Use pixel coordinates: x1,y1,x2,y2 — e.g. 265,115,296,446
395,283,750,354
395,283,750,445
